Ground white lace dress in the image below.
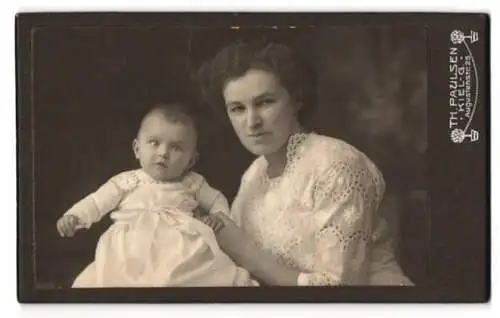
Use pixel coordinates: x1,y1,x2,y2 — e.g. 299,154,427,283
65,169,256,287
230,132,413,285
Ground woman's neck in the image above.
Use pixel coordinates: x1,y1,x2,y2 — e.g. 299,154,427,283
264,124,304,179
264,142,288,179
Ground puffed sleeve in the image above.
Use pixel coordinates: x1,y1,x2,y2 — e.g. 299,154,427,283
296,158,385,286
64,170,139,228
187,172,230,216
196,182,230,216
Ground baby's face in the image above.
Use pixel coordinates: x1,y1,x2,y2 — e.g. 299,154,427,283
133,113,197,182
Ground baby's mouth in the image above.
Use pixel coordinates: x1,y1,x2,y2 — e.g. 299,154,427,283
155,162,167,168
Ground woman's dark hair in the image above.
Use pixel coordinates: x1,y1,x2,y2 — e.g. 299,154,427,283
196,40,316,124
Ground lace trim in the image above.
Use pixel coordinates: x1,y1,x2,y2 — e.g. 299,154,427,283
316,224,370,251
299,272,412,286
110,171,140,192
311,160,382,215
246,220,306,270
180,172,205,192
297,272,341,286
120,169,199,188
260,132,310,189
239,133,312,269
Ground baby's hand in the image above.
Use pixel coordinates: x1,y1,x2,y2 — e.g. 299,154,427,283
56,215,82,237
200,214,225,234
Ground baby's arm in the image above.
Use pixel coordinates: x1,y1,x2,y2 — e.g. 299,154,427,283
197,185,230,214
195,180,230,233
57,171,135,237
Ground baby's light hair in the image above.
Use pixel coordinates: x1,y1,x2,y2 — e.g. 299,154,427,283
138,102,199,143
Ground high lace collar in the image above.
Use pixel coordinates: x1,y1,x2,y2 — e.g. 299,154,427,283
261,132,311,187
135,169,189,186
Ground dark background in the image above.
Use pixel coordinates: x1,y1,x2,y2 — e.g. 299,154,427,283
32,26,428,287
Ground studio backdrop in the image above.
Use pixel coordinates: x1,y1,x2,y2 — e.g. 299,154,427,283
32,26,428,287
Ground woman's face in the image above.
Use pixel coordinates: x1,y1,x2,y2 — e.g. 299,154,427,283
223,68,300,156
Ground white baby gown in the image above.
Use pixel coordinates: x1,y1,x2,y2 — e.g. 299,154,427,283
65,169,256,287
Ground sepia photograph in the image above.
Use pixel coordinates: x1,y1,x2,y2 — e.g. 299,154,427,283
16,12,489,302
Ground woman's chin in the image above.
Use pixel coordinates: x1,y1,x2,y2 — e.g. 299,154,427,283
243,143,278,157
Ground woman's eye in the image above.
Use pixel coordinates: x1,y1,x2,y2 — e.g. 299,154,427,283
171,145,182,152
229,105,245,114
148,140,159,146
256,98,275,107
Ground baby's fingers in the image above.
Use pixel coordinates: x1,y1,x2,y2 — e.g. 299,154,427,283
204,218,216,228
56,220,66,237
64,222,76,237
212,219,225,233
212,212,234,225
61,216,77,237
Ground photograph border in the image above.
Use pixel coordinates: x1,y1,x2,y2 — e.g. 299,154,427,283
16,12,490,303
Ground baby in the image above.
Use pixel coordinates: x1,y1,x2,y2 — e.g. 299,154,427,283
56,102,256,287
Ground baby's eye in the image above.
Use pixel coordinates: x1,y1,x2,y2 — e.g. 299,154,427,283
171,145,182,152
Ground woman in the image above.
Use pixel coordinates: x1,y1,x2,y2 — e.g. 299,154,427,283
197,40,413,286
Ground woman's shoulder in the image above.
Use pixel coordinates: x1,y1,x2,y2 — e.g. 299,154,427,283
304,133,386,203
304,133,369,169
304,133,384,182
239,156,267,183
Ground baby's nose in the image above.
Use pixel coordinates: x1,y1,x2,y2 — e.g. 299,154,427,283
156,144,169,157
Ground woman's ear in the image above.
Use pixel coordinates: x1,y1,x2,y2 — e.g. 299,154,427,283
132,139,140,159
188,151,199,170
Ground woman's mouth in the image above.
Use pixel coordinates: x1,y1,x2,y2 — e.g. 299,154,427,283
248,132,269,138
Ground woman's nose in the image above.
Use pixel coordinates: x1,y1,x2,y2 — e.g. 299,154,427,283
247,108,263,130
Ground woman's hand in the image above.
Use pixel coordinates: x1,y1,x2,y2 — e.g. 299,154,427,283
210,212,250,260
211,212,245,244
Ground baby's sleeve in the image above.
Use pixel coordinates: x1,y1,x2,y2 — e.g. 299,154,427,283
64,170,138,228
193,175,230,216
208,190,230,216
